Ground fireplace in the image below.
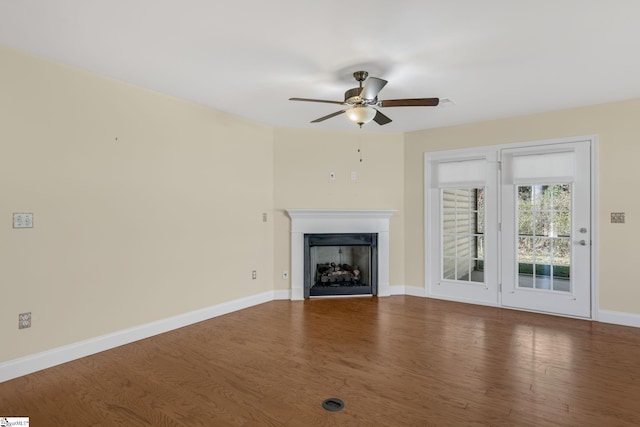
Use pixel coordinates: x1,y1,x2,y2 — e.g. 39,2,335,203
304,233,378,297
286,209,396,300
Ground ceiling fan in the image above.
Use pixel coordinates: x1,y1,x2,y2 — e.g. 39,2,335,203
289,71,439,128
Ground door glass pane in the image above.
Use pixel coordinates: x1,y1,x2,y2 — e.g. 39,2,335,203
443,258,456,280
456,212,471,235
441,187,485,284
477,235,485,259
457,259,470,281
516,184,572,293
443,234,455,257
476,189,485,233
535,275,552,290
518,263,534,288
534,212,551,237
456,188,471,208
554,184,571,210
471,235,484,283
555,239,571,265
534,238,552,264
518,237,534,263
555,212,571,237
442,212,455,231
533,185,551,210
457,234,470,258
518,212,533,235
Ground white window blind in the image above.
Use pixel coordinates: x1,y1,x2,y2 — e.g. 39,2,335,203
436,159,487,187
510,151,575,183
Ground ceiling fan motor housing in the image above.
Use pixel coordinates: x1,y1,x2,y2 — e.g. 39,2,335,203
345,71,374,104
344,87,366,105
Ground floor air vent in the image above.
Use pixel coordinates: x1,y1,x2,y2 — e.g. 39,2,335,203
322,398,345,412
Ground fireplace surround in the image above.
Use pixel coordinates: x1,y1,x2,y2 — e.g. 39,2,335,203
286,209,396,300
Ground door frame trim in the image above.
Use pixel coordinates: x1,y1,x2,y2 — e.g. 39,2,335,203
424,135,599,320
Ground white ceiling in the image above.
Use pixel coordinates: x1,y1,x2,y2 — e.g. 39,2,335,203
2,1,640,132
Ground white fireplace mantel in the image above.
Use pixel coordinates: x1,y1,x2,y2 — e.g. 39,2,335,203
286,209,396,300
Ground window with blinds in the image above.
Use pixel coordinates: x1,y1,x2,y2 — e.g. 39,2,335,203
441,188,485,283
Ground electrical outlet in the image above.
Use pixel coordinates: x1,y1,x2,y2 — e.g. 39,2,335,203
282,271,289,280
19,312,31,329
252,270,257,280
13,213,33,228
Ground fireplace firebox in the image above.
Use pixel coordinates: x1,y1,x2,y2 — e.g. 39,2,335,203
304,233,378,297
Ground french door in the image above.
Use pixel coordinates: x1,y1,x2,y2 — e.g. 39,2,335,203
427,152,500,306
501,142,591,317
426,138,593,318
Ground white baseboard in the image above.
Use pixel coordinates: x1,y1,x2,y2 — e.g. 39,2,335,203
598,309,640,328
390,285,427,297
273,289,291,300
426,293,500,308
404,286,427,297
0,290,277,383
389,285,405,295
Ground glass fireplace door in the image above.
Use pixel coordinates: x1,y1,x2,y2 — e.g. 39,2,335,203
304,233,377,298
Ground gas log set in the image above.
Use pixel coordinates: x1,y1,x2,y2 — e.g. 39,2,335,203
315,262,361,286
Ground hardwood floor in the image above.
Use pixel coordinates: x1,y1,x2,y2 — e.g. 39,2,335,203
2,296,640,426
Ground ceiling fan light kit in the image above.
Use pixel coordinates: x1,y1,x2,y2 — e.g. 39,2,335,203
345,106,376,127
289,71,439,128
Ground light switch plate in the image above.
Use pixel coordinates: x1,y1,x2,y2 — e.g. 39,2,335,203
611,212,625,223
13,213,33,228
19,312,31,329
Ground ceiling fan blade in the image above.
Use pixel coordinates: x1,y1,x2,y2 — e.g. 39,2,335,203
373,109,392,125
380,98,440,107
289,97,347,106
310,110,347,123
359,77,388,100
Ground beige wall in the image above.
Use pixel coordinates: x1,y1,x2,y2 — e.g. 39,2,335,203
404,98,640,314
4,42,640,366
273,128,405,289
0,46,274,362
